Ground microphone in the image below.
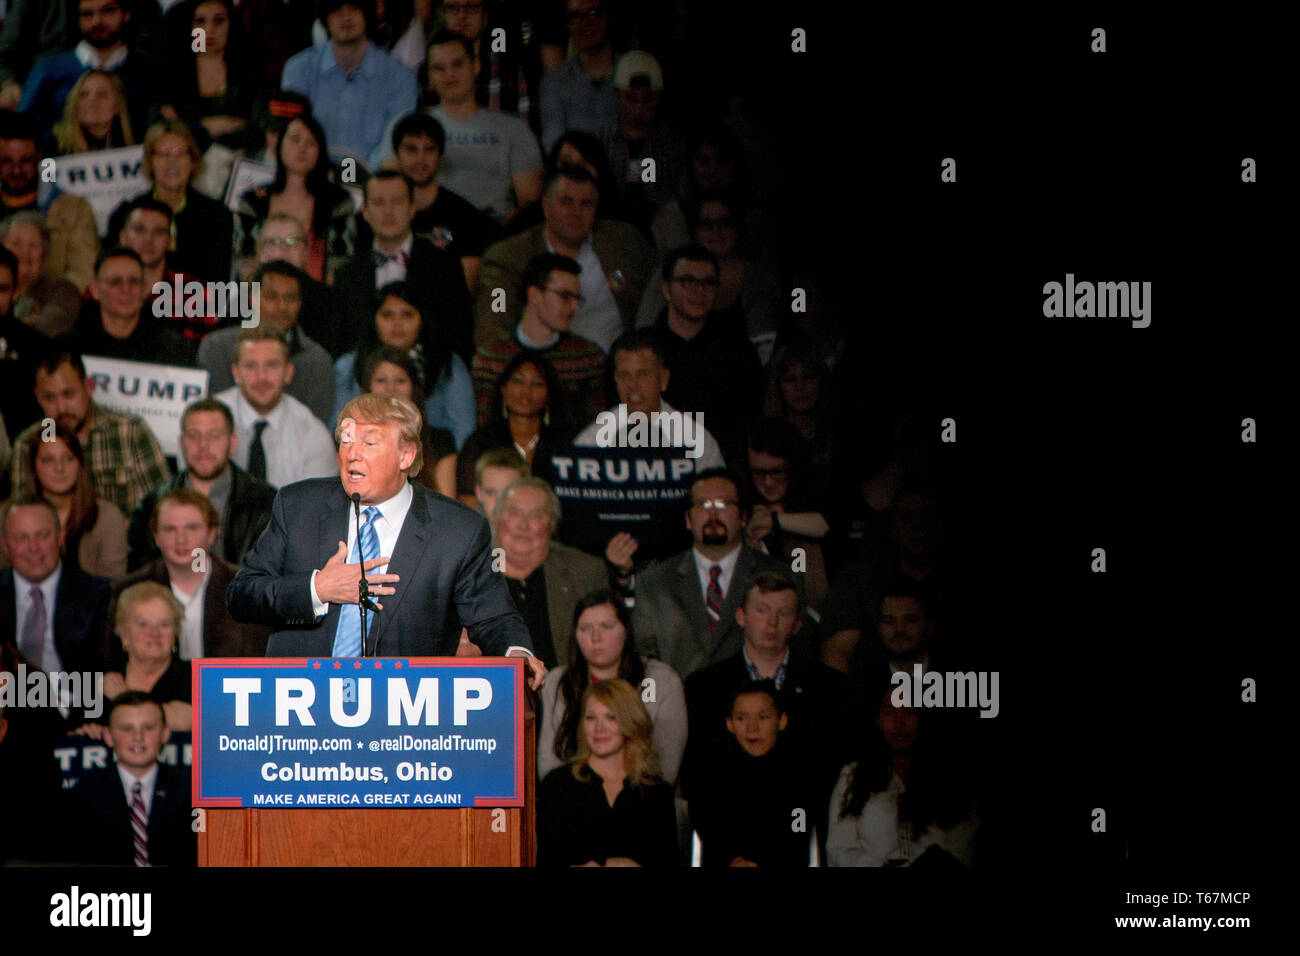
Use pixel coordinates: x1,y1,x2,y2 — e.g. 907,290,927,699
352,492,379,656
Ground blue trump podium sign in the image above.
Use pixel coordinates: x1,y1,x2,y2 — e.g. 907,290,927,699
192,658,525,809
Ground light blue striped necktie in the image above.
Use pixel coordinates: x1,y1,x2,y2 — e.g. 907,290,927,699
331,506,381,657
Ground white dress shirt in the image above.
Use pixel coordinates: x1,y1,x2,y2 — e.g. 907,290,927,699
374,233,414,288
691,543,742,605
117,763,160,817
308,481,533,658
75,40,129,71
215,386,338,489
546,234,622,353
12,563,63,672
171,574,209,661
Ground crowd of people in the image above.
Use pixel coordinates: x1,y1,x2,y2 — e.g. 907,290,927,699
0,0,990,868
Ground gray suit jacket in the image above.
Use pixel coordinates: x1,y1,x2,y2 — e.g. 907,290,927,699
631,545,796,680
227,478,533,657
543,542,609,668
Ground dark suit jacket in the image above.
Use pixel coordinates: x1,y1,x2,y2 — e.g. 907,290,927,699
0,565,111,673
474,219,656,348
106,557,271,668
631,545,796,681
127,464,276,571
68,763,196,866
227,478,533,657
333,236,475,365
542,542,609,669
106,187,234,283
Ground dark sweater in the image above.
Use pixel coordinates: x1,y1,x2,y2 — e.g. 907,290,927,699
538,764,677,867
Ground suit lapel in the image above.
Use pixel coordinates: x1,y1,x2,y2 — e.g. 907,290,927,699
368,485,431,652
316,489,352,638
677,551,714,653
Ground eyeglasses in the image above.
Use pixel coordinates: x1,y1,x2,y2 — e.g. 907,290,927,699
442,1,484,13
542,286,584,304
568,7,607,25
671,275,720,291
692,498,737,512
262,235,306,248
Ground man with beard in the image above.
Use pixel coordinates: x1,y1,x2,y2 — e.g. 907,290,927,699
126,398,275,572
8,350,169,516
0,111,99,292
17,0,156,135
632,468,798,680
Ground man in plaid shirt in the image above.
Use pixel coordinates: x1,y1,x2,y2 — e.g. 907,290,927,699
9,350,170,516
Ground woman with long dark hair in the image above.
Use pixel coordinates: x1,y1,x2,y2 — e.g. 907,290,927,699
537,677,678,867
333,281,474,447
454,351,566,503
357,344,457,496
826,686,978,867
0,425,126,579
537,589,686,783
233,114,356,280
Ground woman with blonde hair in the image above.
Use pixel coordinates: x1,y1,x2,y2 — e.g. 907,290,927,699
51,70,134,155
537,678,677,867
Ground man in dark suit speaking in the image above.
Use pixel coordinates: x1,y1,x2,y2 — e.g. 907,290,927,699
228,393,546,688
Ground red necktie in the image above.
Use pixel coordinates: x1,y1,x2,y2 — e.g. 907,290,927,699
706,565,723,633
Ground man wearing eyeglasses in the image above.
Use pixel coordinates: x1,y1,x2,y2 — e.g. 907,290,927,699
632,467,801,680
651,243,763,463
538,0,620,153
470,251,606,428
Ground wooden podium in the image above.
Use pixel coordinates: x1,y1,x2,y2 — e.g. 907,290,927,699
197,686,536,867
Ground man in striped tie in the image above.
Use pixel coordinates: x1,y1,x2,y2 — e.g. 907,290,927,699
69,691,196,866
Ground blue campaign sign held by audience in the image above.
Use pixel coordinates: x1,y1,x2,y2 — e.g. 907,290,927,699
192,659,525,809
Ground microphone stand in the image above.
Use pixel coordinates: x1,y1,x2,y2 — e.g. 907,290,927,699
352,493,380,657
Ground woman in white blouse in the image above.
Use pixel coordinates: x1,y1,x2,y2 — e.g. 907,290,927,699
538,590,687,784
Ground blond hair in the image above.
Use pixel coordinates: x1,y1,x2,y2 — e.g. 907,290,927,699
115,581,184,647
53,70,135,154
142,119,203,184
336,393,425,476
571,678,662,787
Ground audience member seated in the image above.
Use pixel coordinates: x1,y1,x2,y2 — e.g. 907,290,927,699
827,686,978,867
492,476,609,669
49,69,134,154
379,31,542,225
247,213,335,352
538,0,620,153
333,170,473,365
502,129,627,237
632,468,799,680
104,119,234,282
18,0,155,135
152,0,264,152
470,252,605,428
379,112,501,293
199,260,334,423
466,446,527,516
648,244,763,461
74,245,194,366
0,111,100,291
0,423,127,578
474,163,654,353
10,350,170,516
0,495,111,675
819,487,951,677
310,0,426,71
742,418,831,615
537,677,677,867
332,280,475,447
598,52,684,238
358,345,457,497
538,590,685,783
0,246,48,431
110,489,270,666
638,190,780,366
455,352,565,501
66,690,196,866
682,573,852,839
652,124,777,274
3,213,82,339
128,397,275,570
215,324,337,488
281,0,417,168
232,114,355,282
687,680,818,867
116,198,189,338
763,340,837,491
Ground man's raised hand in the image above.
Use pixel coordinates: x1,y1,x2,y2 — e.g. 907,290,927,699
315,540,400,607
